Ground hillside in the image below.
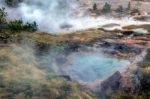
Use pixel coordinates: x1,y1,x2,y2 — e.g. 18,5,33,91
0,0,150,99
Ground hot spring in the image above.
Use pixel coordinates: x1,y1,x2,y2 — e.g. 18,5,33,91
63,51,130,83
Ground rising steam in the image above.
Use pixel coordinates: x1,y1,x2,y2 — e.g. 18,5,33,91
19,0,79,32
1,0,150,33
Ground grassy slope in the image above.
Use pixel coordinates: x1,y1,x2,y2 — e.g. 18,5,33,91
0,29,102,99
0,44,94,99
30,28,110,44
0,25,149,99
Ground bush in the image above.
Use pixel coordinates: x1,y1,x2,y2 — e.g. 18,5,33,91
8,20,23,31
5,0,23,7
23,21,38,32
8,20,38,32
0,7,38,42
0,7,37,32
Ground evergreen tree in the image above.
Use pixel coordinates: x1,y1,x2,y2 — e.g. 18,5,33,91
115,5,124,14
0,7,7,24
102,2,111,14
126,2,131,11
93,3,97,11
8,20,38,32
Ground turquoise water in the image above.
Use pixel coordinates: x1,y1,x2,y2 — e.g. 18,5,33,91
65,53,130,83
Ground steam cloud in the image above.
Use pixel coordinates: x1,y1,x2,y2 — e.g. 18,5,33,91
1,0,150,33
19,0,79,32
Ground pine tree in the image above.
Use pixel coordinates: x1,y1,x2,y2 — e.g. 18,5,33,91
0,7,7,24
116,5,124,14
126,2,131,11
102,2,111,14
93,3,97,11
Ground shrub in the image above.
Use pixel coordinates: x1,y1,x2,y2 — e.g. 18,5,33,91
8,20,23,31
0,7,37,32
23,21,38,32
8,20,37,32
5,0,23,7
0,7,38,42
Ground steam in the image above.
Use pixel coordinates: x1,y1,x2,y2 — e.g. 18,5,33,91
0,36,131,84
62,50,130,83
1,0,150,33
32,44,131,83
0,0,149,85
19,0,79,32
18,0,144,33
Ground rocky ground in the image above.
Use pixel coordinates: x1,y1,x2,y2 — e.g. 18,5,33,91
0,0,150,99
32,23,150,98
0,22,150,98
26,25,150,98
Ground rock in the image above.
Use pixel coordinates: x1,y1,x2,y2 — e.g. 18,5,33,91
119,68,142,94
59,75,72,81
100,39,141,54
99,71,122,98
98,66,143,97
60,23,73,29
142,48,150,66
121,30,134,36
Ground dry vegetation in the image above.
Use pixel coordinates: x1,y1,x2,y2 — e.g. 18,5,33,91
31,28,111,45
0,44,94,99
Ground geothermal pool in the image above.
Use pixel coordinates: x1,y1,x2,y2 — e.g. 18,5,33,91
64,52,130,83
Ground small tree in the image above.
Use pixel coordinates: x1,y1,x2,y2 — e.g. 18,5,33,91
126,2,131,12
8,20,37,32
136,0,141,10
127,2,131,11
8,20,24,31
93,3,97,11
24,21,38,32
115,5,124,14
102,2,111,14
0,7,7,24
